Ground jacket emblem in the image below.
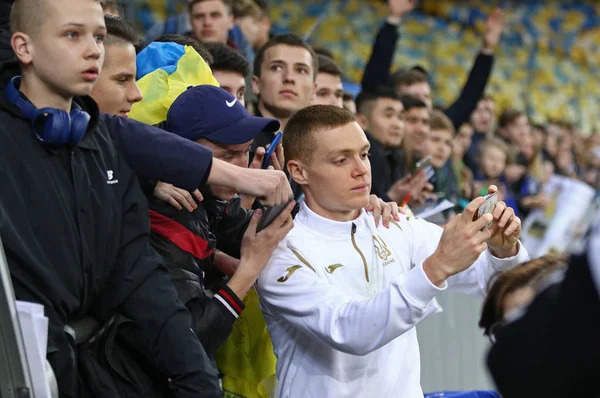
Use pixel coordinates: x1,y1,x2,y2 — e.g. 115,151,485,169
325,264,343,274
373,235,392,262
277,265,302,283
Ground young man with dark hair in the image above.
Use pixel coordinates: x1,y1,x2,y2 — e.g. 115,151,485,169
90,15,142,117
2,0,222,396
205,41,250,105
154,33,214,65
189,0,234,44
355,87,431,206
252,33,317,147
362,0,504,128
256,104,528,398
311,54,344,108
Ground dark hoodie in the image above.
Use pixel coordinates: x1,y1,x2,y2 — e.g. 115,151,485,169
0,61,221,397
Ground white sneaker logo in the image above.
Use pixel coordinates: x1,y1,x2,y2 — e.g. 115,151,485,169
226,99,237,108
106,170,119,185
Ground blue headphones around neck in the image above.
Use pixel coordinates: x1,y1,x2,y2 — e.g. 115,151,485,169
4,76,90,146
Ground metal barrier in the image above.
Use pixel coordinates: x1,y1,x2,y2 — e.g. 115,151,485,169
0,237,58,398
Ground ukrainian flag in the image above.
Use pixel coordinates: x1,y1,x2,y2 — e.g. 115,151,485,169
129,41,219,125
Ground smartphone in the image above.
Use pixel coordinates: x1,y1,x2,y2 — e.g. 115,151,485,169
415,155,435,181
476,192,498,230
261,132,283,169
256,197,294,232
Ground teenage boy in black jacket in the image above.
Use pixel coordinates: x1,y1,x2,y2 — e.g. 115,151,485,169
0,0,220,396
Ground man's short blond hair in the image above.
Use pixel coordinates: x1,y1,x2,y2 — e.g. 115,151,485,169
283,105,356,166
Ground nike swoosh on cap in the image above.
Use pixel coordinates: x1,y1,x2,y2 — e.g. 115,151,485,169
226,99,237,107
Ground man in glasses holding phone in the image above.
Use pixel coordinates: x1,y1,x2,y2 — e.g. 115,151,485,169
256,105,528,398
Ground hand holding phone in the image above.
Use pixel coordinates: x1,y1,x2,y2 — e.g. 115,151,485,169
262,132,283,169
257,197,295,232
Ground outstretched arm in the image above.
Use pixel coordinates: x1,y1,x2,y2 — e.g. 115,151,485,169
361,0,417,90
444,9,504,128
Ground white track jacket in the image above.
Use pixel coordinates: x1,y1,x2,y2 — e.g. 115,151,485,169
256,202,529,398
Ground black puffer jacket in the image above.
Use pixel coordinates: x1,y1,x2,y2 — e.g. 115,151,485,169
145,186,252,358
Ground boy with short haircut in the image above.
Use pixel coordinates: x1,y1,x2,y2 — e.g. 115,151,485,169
90,15,142,117
425,110,461,222
256,105,528,398
205,41,250,105
427,110,454,171
310,54,344,108
252,33,317,147
189,0,234,44
473,138,516,208
2,0,221,396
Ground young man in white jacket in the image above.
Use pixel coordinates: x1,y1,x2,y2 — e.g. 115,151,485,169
256,105,529,398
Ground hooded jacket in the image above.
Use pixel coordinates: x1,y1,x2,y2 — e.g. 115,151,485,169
0,61,220,397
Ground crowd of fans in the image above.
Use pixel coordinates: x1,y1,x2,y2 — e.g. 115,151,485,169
0,0,598,397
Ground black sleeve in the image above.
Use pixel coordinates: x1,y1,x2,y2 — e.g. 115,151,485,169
487,252,600,398
443,53,494,129
188,285,245,358
101,158,220,397
101,114,214,191
361,22,399,90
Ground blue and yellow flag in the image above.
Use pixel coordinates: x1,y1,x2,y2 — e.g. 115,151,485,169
130,41,219,125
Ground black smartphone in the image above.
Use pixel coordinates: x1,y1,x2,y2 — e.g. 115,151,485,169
256,197,294,232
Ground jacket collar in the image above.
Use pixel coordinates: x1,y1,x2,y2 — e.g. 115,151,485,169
296,200,371,238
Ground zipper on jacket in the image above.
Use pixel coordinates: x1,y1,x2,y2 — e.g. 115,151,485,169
351,223,369,282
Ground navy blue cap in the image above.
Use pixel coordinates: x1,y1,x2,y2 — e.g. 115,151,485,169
166,85,280,144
